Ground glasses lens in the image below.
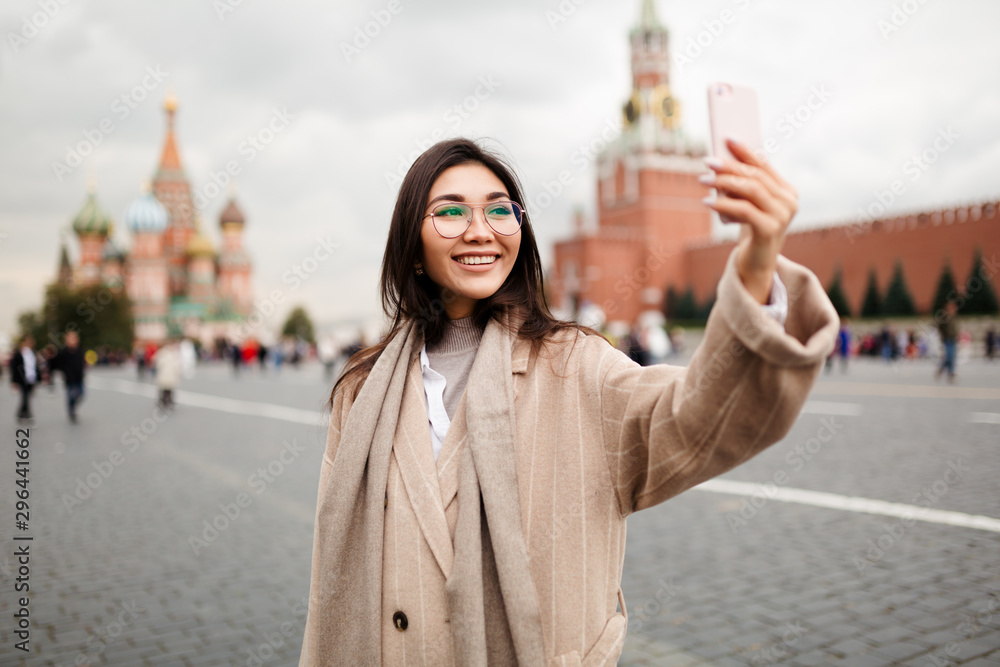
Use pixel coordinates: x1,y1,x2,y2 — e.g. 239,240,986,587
430,201,523,237
432,203,473,238
484,202,522,235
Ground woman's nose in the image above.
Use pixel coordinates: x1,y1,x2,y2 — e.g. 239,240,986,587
463,207,495,240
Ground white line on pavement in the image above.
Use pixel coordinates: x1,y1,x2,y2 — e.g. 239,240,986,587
801,401,863,416
90,376,998,533
694,478,1000,534
971,412,1000,425
88,376,323,426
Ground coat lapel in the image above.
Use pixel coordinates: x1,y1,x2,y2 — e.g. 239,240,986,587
392,355,455,579
435,393,466,517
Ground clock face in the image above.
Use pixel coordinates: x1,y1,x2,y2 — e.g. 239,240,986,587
650,85,680,128
624,99,637,124
662,97,675,118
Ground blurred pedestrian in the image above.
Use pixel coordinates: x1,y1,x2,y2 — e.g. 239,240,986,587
154,339,181,409
318,337,337,381
257,343,268,371
935,301,959,383
9,334,39,423
230,342,242,375
986,326,996,362
49,331,86,423
835,319,851,372
180,338,197,379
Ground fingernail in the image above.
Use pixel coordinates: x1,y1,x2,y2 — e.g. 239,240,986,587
701,196,716,206
698,173,716,185
727,138,744,147
704,156,723,169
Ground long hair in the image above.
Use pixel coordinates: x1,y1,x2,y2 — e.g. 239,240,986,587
331,138,594,403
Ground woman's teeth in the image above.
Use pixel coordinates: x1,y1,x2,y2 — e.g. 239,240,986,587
456,256,497,265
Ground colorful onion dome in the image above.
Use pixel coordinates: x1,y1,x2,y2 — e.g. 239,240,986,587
124,191,169,233
186,228,215,258
71,191,112,237
219,198,245,227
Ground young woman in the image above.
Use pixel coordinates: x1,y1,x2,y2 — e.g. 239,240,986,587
300,138,838,666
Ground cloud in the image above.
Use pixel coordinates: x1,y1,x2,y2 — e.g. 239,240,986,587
1,0,997,334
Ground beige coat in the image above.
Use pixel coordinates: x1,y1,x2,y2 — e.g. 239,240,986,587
301,251,838,666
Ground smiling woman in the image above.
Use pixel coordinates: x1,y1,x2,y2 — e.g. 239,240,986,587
300,137,839,666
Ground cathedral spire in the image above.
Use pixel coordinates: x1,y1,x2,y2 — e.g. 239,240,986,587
157,93,183,174
638,0,662,29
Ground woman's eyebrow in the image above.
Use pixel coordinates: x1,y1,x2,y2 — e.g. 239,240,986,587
427,191,511,207
428,193,464,206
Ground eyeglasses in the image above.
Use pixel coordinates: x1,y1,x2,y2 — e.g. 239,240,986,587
424,200,524,238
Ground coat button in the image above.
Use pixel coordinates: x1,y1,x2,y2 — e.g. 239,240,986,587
392,611,408,631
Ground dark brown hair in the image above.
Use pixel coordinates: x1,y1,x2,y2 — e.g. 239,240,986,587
331,138,595,403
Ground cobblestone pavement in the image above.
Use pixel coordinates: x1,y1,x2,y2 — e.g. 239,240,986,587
1,357,998,666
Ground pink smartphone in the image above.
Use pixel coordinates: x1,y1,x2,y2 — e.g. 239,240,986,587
707,82,763,223
707,82,763,160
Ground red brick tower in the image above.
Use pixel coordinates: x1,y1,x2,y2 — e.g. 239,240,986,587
124,186,170,345
551,0,712,323
216,197,253,317
71,185,112,288
186,218,217,308
152,94,196,299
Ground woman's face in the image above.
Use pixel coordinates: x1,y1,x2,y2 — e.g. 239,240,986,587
419,162,521,319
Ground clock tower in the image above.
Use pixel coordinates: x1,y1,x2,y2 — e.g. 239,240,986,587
623,0,682,148
551,0,713,324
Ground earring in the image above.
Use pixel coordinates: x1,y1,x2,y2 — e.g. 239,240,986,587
415,265,424,276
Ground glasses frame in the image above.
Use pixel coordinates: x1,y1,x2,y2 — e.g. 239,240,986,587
423,200,525,239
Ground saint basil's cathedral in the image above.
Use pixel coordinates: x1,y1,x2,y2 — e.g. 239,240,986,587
59,95,253,347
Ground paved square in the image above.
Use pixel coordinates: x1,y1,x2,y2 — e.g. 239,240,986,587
1,356,998,665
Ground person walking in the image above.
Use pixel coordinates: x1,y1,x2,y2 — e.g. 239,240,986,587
153,339,181,410
986,326,997,362
9,335,39,424
49,331,86,423
935,300,959,383
298,138,838,665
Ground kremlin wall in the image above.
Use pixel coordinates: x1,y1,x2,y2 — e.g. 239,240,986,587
550,2,998,324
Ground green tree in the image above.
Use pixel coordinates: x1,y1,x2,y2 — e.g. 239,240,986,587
672,287,700,322
860,269,882,318
826,268,852,317
282,306,316,344
931,261,959,315
20,284,134,354
663,286,679,320
16,311,46,345
881,261,916,316
699,293,716,322
960,249,1000,315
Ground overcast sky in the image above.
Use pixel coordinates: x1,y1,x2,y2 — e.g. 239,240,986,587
1,0,997,340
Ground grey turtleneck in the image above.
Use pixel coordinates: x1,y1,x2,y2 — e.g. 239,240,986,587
425,317,484,420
